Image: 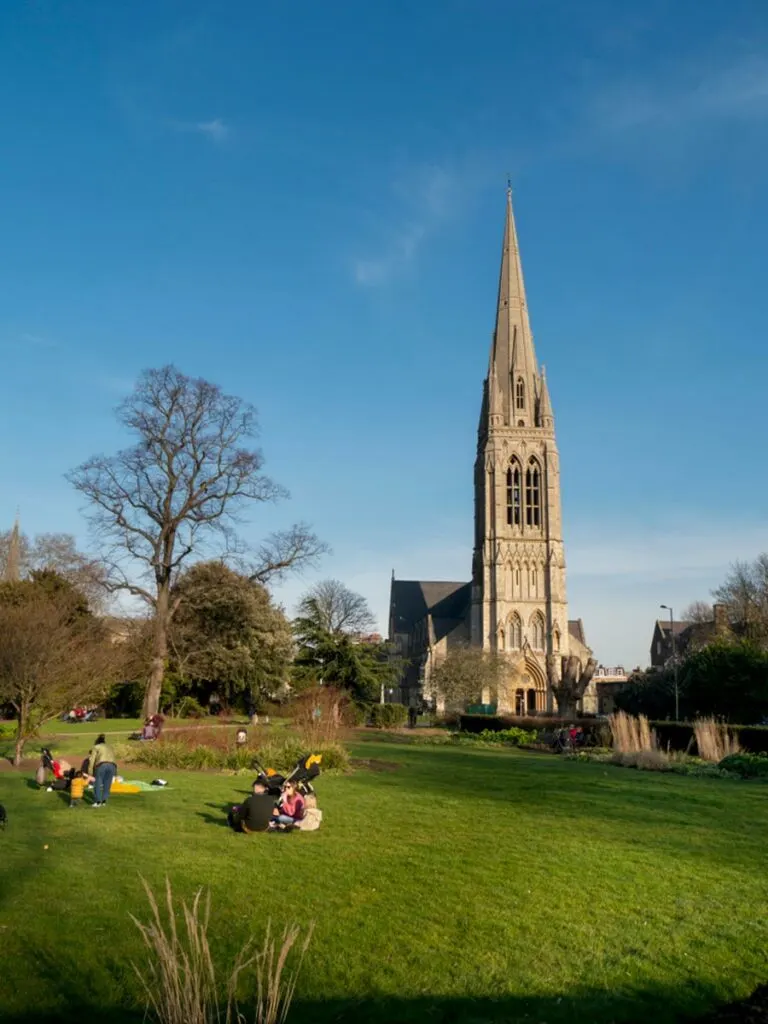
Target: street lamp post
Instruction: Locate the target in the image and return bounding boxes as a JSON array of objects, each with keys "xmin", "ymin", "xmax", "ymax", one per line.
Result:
[{"xmin": 660, "ymin": 604, "xmax": 680, "ymax": 721}]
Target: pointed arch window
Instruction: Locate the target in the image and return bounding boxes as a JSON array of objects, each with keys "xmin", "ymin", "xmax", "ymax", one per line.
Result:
[
  {"xmin": 506, "ymin": 460, "xmax": 521, "ymax": 526},
  {"xmin": 525, "ymin": 458, "xmax": 541, "ymax": 528},
  {"xmin": 515, "ymin": 377, "xmax": 525, "ymax": 410},
  {"xmin": 531, "ymin": 566, "xmax": 538, "ymax": 597},
  {"xmin": 553, "ymin": 628, "xmax": 561, "ymax": 653},
  {"xmin": 531, "ymin": 613, "xmax": 545, "ymax": 651},
  {"xmin": 508, "ymin": 614, "xmax": 522, "ymax": 650}
]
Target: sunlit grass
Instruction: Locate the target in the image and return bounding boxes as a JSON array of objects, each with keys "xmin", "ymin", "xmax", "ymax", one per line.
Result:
[{"xmin": 0, "ymin": 741, "xmax": 766, "ymax": 1023}]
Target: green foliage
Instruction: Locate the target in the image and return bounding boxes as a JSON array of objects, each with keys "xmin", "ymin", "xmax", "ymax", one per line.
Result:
[
  {"xmin": 369, "ymin": 703, "xmax": 408, "ymax": 729},
  {"xmin": 0, "ymin": 569, "xmax": 93, "ymax": 622},
  {"xmin": 680, "ymin": 639, "xmax": 768, "ymax": 723},
  {"xmin": 175, "ymin": 696, "xmax": 207, "ymax": 719},
  {"xmin": 343, "ymin": 701, "xmax": 369, "ymax": 727},
  {"xmin": 617, "ymin": 640, "xmax": 768, "ymax": 724},
  {"xmin": 719, "ymin": 752, "xmax": 768, "ymax": 778},
  {"xmin": 429, "ymin": 645, "xmax": 505, "ymax": 710},
  {"xmin": 118, "ymin": 735, "xmax": 349, "ymax": 773},
  {"xmin": 169, "ymin": 561, "xmax": 293, "ymax": 711},
  {"xmin": 103, "ymin": 680, "xmax": 145, "ymax": 718},
  {"xmin": 472, "ymin": 726, "xmax": 538, "ymax": 745},
  {"xmin": 292, "ymin": 596, "xmax": 399, "ymax": 704}
]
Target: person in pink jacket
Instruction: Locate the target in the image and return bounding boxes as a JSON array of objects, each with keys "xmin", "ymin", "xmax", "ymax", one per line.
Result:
[{"xmin": 271, "ymin": 782, "xmax": 305, "ymax": 828}]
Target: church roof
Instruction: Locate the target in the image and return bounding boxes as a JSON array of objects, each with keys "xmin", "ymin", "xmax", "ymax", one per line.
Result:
[
  {"xmin": 568, "ymin": 619, "xmax": 586, "ymax": 645},
  {"xmin": 389, "ymin": 580, "xmax": 470, "ymax": 635}
]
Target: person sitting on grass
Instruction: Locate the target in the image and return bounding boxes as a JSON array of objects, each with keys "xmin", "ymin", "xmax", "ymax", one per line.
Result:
[
  {"xmin": 227, "ymin": 777, "xmax": 275, "ymax": 834},
  {"xmin": 293, "ymin": 792, "xmax": 322, "ymax": 832},
  {"xmin": 270, "ymin": 781, "xmax": 305, "ymax": 830}
]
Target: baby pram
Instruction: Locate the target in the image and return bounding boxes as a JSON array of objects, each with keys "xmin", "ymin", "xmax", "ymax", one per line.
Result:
[
  {"xmin": 38, "ymin": 747, "xmax": 83, "ymax": 791},
  {"xmin": 252, "ymin": 753, "xmax": 322, "ymax": 797}
]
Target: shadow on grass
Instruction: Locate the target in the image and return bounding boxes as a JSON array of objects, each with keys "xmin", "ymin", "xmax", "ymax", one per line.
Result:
[{"xmin": 1, "ymin": 985, "xmax": 763, "ymax": 1024}]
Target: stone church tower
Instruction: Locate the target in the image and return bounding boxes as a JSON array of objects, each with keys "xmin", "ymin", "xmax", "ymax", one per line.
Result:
[
  {"xmin": 471, "ymin": 191, "xmax": 573, "ymax": 712},
  {"xmin": 389, "ymin": 192, "xmax": 592, "ymax": 715}
]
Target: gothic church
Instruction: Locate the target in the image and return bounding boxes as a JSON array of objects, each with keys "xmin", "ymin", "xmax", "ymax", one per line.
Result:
[{"xmin": 388, "ymin": 193, "xmax": 593, "ymax": 714}]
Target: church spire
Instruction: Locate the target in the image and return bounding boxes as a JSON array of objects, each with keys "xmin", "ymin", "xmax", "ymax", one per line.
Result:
[
  {"xmin": 487, "ymin": 188, "xmax": 540, "ymax": 427},
  {"xmin": 3, "ymin": 514, "xmax": 21, "ymax": 582}
]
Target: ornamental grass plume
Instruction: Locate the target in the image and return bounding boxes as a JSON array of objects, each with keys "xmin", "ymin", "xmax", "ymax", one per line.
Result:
[
  {"xmin": 608, "ymin": 711, "xmax": 658, "ymax": 754},
  {"xmin": 130, "ymin": 877, "xmax": 313, "ymax": 1024},
  {"xmin": 694, "ymin": 717, "xmax": 741, "ymax": 763}
]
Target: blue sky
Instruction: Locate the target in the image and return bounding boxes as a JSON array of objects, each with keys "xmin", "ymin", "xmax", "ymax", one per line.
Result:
[{"xmin": 1, "ymin": 0, "xmax": 767, "ymax": 668}]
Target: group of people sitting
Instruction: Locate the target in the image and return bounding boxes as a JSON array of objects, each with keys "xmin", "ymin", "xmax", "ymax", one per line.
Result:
[
  {"xmin": 227, "ymin": 777, "xmax": 322, "ymax": 834},
  {"xmin": 137, "ymin": 714, "xmax": 165, "ymax": 741}
]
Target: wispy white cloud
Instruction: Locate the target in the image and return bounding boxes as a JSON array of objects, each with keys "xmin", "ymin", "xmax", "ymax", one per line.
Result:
[
  {"xmin": 168, "ymin": 117, "xmax": 231, "ymax": 143},
  {"xmin": 352, "ymin": 161, "xmax": 484, "ymax": 287},
  {"xmin": 589, "ymin": 54, "xmax": 768, "ymax": 135},
  {"xmin": 192, "ymin": 118, "xmax": 230, "ymax": 143}
]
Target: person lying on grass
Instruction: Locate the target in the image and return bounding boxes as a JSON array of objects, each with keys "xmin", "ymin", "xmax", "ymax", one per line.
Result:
[
  {"xmin": 227, "ymin": 778, "xmax": 275, "ymax": 834},
  {"xmin": 270, "ymin": 781, "xmax": 305, "ymax": 830}
]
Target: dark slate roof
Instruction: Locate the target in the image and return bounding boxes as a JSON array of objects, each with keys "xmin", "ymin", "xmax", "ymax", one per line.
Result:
[
  {"xmin": 656, "ymin": 620, "xmax": 692, "ymax": 636},
  {"xmin": 390, "ymin": 580, "xmax": 470, "ymax": 635},
  {"xmin": 568, "ymin": 619, "xmax": 586, "ymax": 645}
]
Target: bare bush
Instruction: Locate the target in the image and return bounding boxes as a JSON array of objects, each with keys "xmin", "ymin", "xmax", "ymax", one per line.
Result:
[
  {"xmin": 694, "ymin": 717, "xmax": 742, "ymax": 763},
  {"xmin": 611, "ymin": 749, "xmax": 670, "ymax": 772},
  {"xmin": 290, "ymin": 687, "xmax": 346, "ymax": 746},
  {"xmin": 608, "ymin": 711, "xmax": 658, "ymax": 754},
  {"xmin": 0, "ymin": 591, "xmax": 123, "ymax": 764},
  {"xmin": 131, "ymin": 877, "xmax": 313, "ymax": 1024}
]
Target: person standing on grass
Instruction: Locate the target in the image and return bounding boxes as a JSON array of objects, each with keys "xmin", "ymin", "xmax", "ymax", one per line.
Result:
[
  {"xmin": 87, "ymin": 734, "xmax": 117, "ymax": 807},
  {"xmin": 69, "ymin": 771, "xmax": 87, "ymax": 808}
]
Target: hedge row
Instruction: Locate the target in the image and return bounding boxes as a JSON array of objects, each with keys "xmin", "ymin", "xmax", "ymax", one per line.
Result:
[
  {"xmin": 459, "ymin": 714, "xmax": 607, "ymax": 740},
  {"xmin": 651, "ymin": 721, "xmax": 768, "ymax": 755}
]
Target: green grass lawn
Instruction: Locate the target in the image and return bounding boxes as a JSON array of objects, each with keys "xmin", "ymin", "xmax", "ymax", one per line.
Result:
[
  {"xmin": 0, "ymin": 716, "xmax": 252, "ymax": 762},
  {"xmin": 0, "ymin": 740, "xmax": 766, "ymax": 1024}
]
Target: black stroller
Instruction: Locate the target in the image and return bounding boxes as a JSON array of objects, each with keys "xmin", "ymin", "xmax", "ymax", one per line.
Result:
[
  {"xmin": 252, "ymin": 753, "xmax": 322, "ymax": 797},
  {"xmin": 39, "ymin": 748, "xmax": 73, "ymax": 790},
  {"xmin": 38, "ymin": 748, "xmax": 89, "ymax": 791}
]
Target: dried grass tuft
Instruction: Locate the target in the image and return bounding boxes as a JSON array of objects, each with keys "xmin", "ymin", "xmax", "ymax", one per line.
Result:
[
  {"xmin": 694, "ymin": 718, "xmax": 742, "ymax": 763},
  {"xmin": 130, "ymin": 877, "xmax": 313, "ymax": 1024},
  {"xmin": 608, "ymin": 711, "xmax": 658, "ymax": 754}
]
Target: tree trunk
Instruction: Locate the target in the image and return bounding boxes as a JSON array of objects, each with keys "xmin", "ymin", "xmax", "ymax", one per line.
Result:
[
  {"xmin": 145, "ymin": 585, "xmax": 170, "ymax": 717},
  {"xmin": 13, "ymin": 708, "xmax": 26, "ymax": 767},
  {"xmin": 555, "ymin": 694, "xmax": 579, "ymax": 719}
]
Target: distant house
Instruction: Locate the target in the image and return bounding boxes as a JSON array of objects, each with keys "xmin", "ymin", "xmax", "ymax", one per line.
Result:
[
  {"xmin": 650, "ymin": 605, "xmax": 729, "ymax": 668},
  {"xmin": 593, "ymin": 665, "xmax": 632, "ymax": 715},
  {"xmin": 101, "ymin": 616, "xmax": 138, "ymax": 644}
]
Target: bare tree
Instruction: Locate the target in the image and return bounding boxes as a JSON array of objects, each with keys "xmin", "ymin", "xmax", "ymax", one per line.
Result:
[
  {"xmin": 0, "ymin": 594, "xmax": 122, "ymax": 765},
  {"xmin": 429, "ymin": 645, "xmax": 505, "ymax": 710},
  {"xmin": 681, "ymin": 601, "xmax": 713, "ymax": 625},
  {"xmin": 0, "ymin": 529, "xmax": 108, "ymax": 608},
  {"xmin": 713, "ymin": 555, "xmax": 768, "ymax": 640},
  {"xmin": 548, "ymin": 654, "xmax": 598, "ymax": 718},
  {"xmin": 68, "ymin": 365, "xmax": 323, "ymax": 716},
  {"xmin": 297, "ymin": 579, "xmax": 376, "ymax": 636},
  {"xmin": 245, "ymin": 523, "xmax": 329, "ymax": 586}
]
